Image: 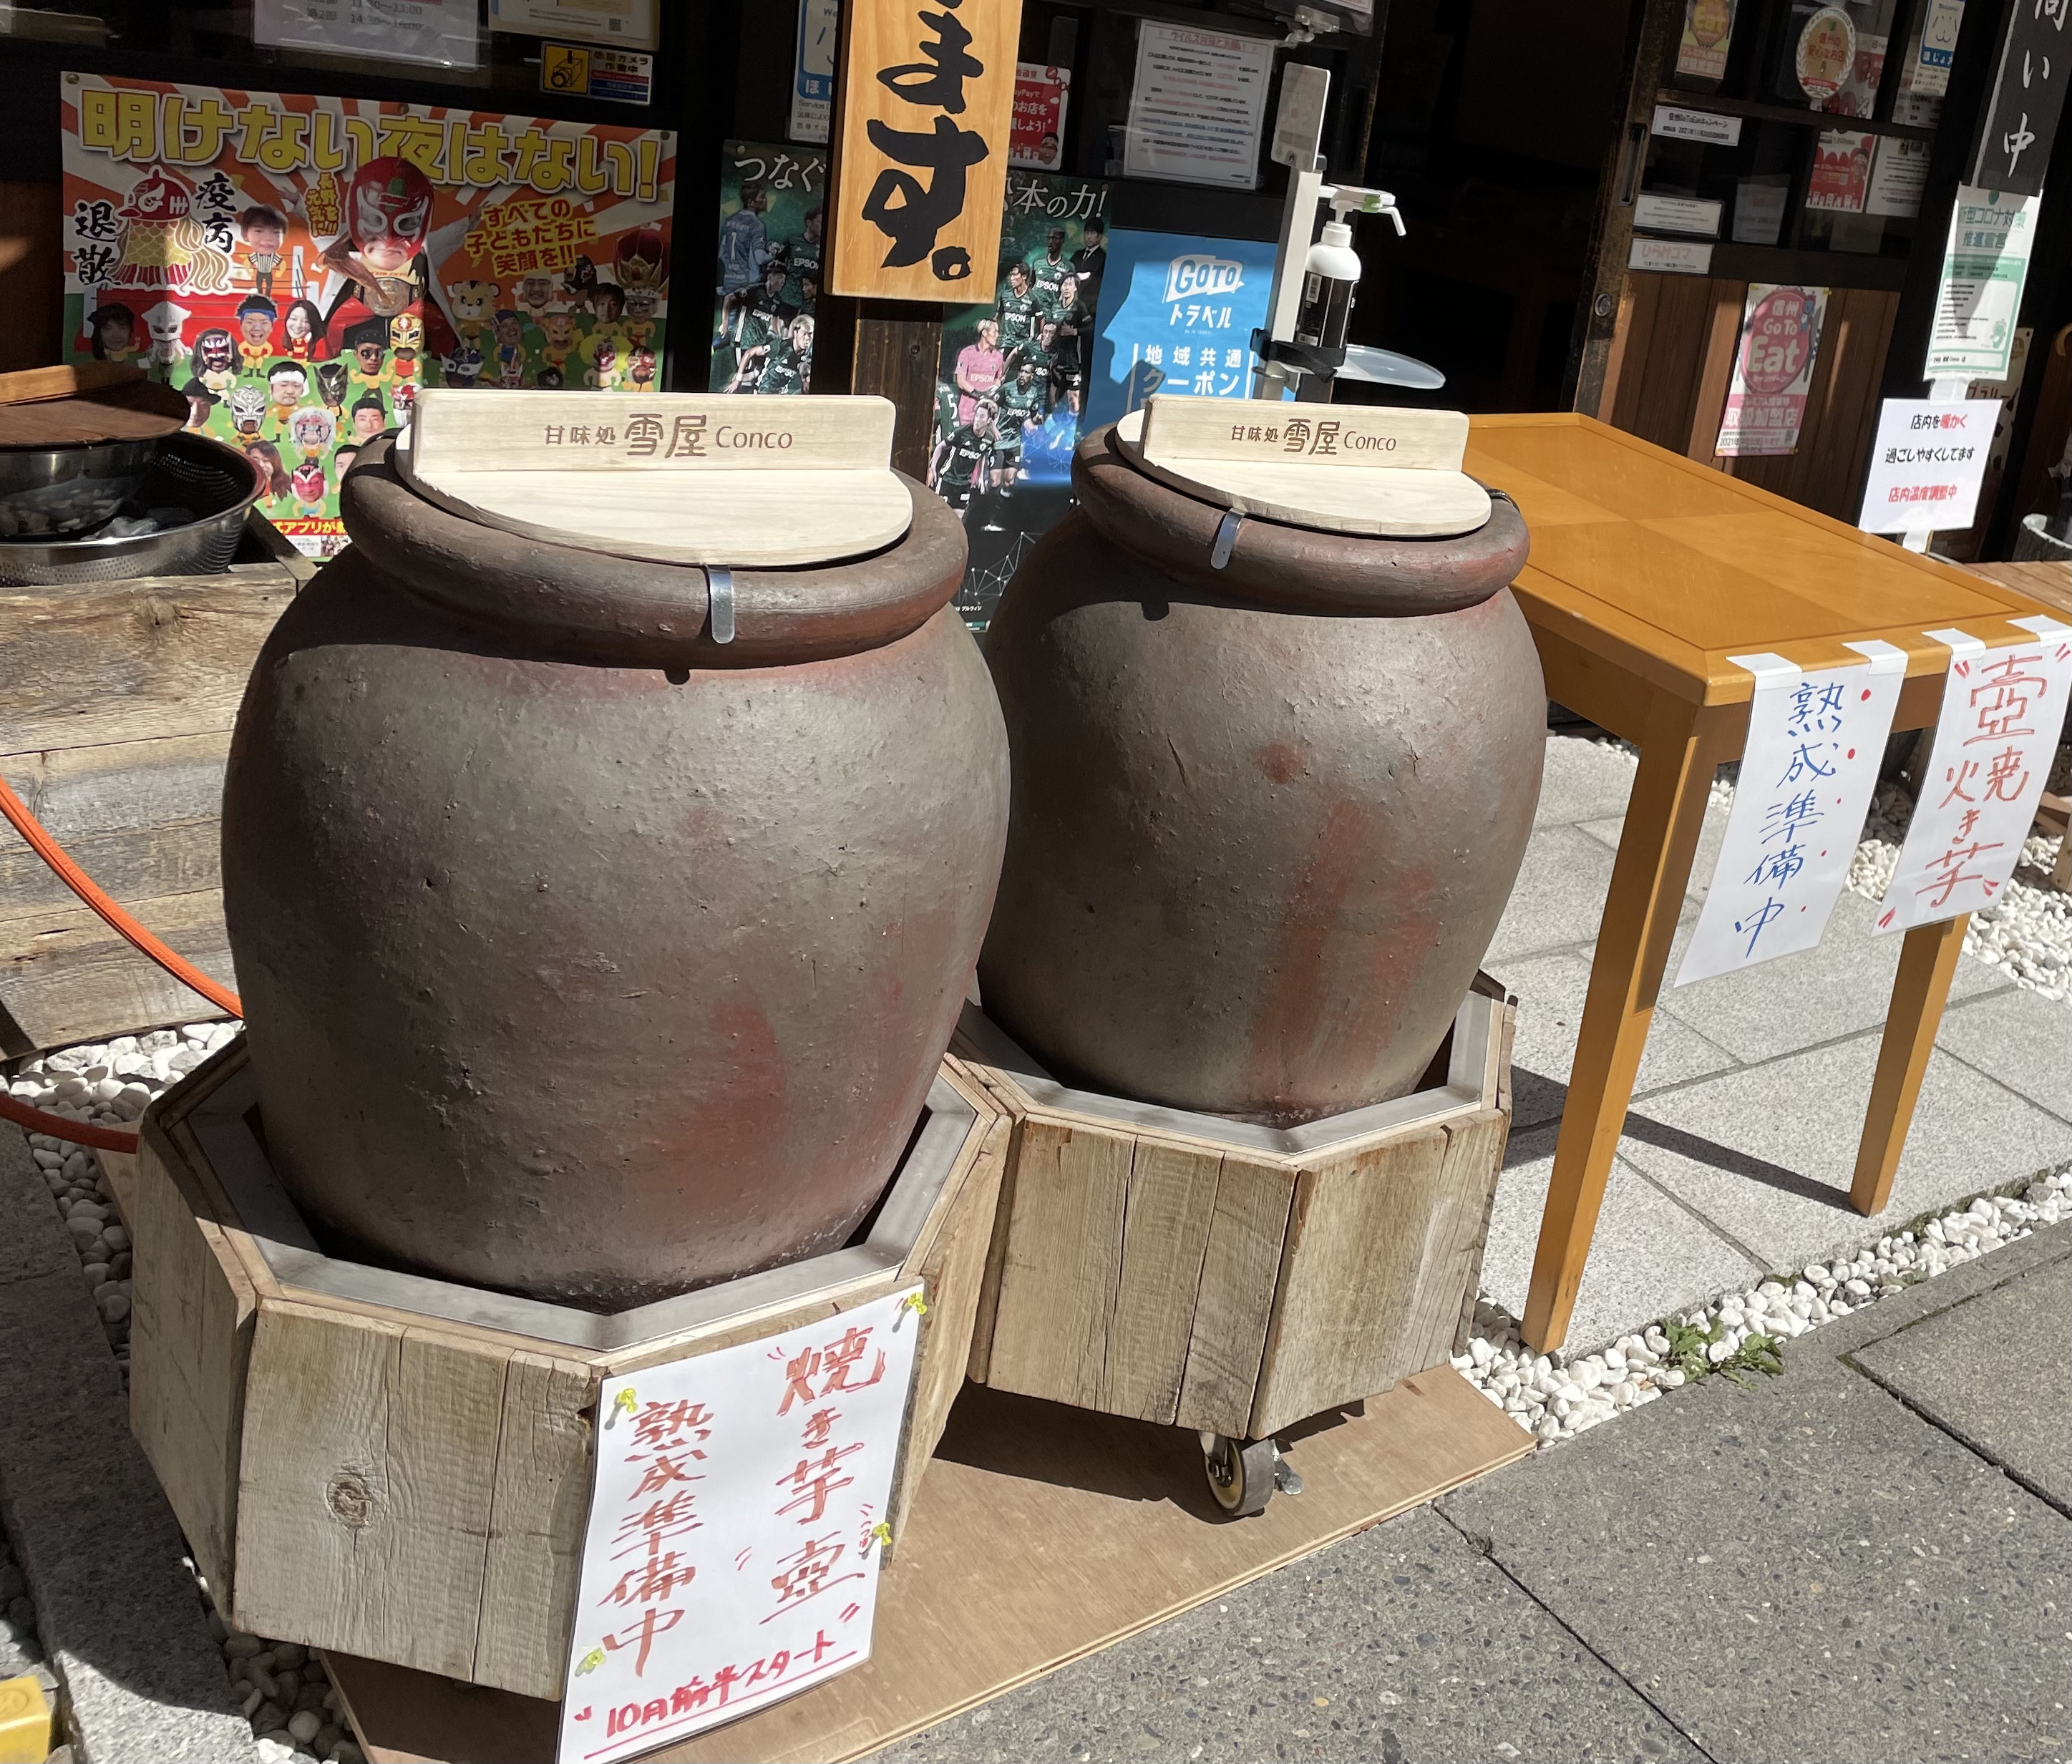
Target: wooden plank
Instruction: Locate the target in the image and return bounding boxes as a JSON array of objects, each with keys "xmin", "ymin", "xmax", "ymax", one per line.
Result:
[
  {"xmin": 233, "ymin": 1301, "xmax": 510, "ymax": 1680},
  {"xmin": 1850, "ymin": 913, "xmax": 1970, "ymax": 1217},
  {"xmin": 1602, "ymin": 272, "xmax": 1660, "ymax": 434},
  {"xmin": 127, "ymin": 1126, "xmax": 257, "ymax": 1599},
  {"xmin": 1683, "ymin": 279, "xmax": 1747, "ymax": 462},
  {"xmin": 326, "ymin": 1368, "xmax": 1534, "ymax": 1764},
  {"xmin": 1172, "ymin": 1155, "xmax": 1297, "ymax": 1438},
  {"xmin": 1141, "ymin": 396, "xmax": 1469, "ymax": 469},
  {"xmin": 474, "ymin": 1350, "xmax": 595, "ymax": 1701},
  {"xmin": 1968, "ymin": 560, "xmax": 2072, "ymax": 618},
  {"xmin": 982, "ymin": 1119, "xmax": 1134, "ymax": 1410},
  {"xmin": 1098, "ymin": 1139, "xmax": 1222, "ymax": 1426},
  {"xmin": 0, "ymin": 361, "xmax": 145, "ymax": 402},
  {"xmin": 1409, "ymin": 1111, "xmax": 1511, "ymax": 1370},
  {"xmin": 1247, "ymin": 1128, "xmax": 1451, "ymax": 1439},
  {"xmin": 0, "ymin": 372, "xmax": 187, "ymax": 445},
  {"xmin": 95, "ymin": 1146, "xmax": 137, "ymax": 1229},
  {"xmin": 0, "ymin": 180, "xmax": 64, "ymax": 376},
  {"xmin": 963, "ymin": 1112, "xmax": 1021, "ymax": 1387}
]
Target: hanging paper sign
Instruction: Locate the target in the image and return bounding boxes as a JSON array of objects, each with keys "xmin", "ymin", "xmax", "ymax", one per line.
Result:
[
  {"xmin": 1716, "ymin": 283, "xmax": 1827, "ymax": 457},
  {"xmin": 1795, "ymin": 6, "xmax": 1858, "ymax": 102},
  {"xmin": 827, "ymin": 0, "xmax": 1023, "ymax": 301},
  {"xmin": 557, "ymin": 1285, "xmax": 924, "ymax": 1763},
  {"xmin": 1122, "ymin": 23, "xmax": 1275, "ymax": 190},
  {"xmin": 1675, "ymin": 0, "xmax": 1738, "ymax": 81},
  {"xmin": 1652, "ymin": 105, "xmax": 1743, "ymax": 144},
  {"xmin": 1865, "ymin": 136, "xmax": 1929, "ymax": 218},
  {"xmin": 1676, "ymin": 644, "xmax": 1907, "ymax": 985},
  {"xmin": 1925, "ymin": 186, "xmax": 2038, "ymax": 381},
  {"xmin": 1009, "ymin": 64, "xmax": 1071, "ymax": 170},
  {"xmin": 255, "ymin": 0, "xmax": 481, "ymax": 69},
  {"xmin": 790, "ymin": 0, "xmax": 840, "ymax": 147},
  {"xmin": 1876, "ymin": 620, "xmax": 2072, "ymax": 933},
  {"xmin": 1806, "ymin": 130, "xmax": 1872, "ymax": 211},
  {"xmin": 1856, "ymin": 399, "xmax": 2000, "ymax": 534}
]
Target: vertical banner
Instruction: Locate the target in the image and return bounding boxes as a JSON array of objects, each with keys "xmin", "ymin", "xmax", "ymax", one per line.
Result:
[
  {"xmin": 60, "ymin": 72, "xmax": 675, "ymax": 559},
  {"xmin": 828, "ymin": 0, "xmax": 1023, "ymax": 301},
  {"xmin": 1877, "ymin": 620, "xmax": 2072, "ymax": 932},
  {"xmin": 558, "ymin": 1287, "xmax": 923, "ymax": 1761},
  {"xmin": 1676, "ymin": 644, "xmax": 1907, "ymax": 985},
  {"xmin": 709, "ymin": 141, "xmax": 826, "ymax": 393},
  {"xmin": 1716, "ymin": 283, "xmax": 1827, "ymax": 457}
]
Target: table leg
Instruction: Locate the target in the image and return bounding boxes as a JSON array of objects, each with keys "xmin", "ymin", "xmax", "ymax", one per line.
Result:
[
  {"xmin": 1521, "ymin": 695, "xmax": 1735, "ymax": 1353},
  {"xmin": 1849, "ymin": 912, "xmax": 1968, "ymax": 1217}
]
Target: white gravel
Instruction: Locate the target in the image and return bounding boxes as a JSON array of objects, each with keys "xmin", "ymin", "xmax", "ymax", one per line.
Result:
[
  {"xmin": 1454, "ymin": 1167, "xmax": 2072, "ymax": 1446},
  {"xmin": 203, "ymin": 1597, "xmax": 362, "ymax": 1764}
]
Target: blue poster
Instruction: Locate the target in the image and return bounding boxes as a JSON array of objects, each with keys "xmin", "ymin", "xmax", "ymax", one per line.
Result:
[{"xmin": 1086, "ymin": 228, "xmax": 1278, "ymax": 430}]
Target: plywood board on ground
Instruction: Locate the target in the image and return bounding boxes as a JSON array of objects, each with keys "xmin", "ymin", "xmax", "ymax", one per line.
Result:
[{"xmin": 326, "ymin": 1368, "xmax": 1532, "ymax": 1764}]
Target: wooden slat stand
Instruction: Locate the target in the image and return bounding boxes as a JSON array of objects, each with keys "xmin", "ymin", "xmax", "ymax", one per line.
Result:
[
  {"xmin": 129, "ymin": 1038, "xmax": 1008, "ymax": 1703},
  {"xmin": 958, "ymin": 977, "xmax": 1517, "ymax": 1443}
]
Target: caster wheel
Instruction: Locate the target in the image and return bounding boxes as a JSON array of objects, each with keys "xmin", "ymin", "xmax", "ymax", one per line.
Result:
[{"xmin": 1202, "ymin": 1433, "xmax": 1279, "ymax": 1517}]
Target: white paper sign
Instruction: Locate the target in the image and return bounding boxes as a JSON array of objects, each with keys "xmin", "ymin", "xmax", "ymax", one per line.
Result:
[
  {"xmin": 1925, "ymin": 186, "xmax": 2039, "ymax": 381},
  {"xmin": 1876, "ymin": 620, "xmax": 2072, "ymax": 934},
  {"xmin": 790, "ymin": 0, "xmax": 840, "ymax": 146},
  {"xmin": 1677, "ymin": 644, "xmax": 1907, "ymax": 985},
  {"xmin": 1652, "ymin": 105, "xmax": 1743, "ymax": 144},
  {"xmin": 1635, "ymin": 193, "xmax": 1723, "ymax": 235},
  {"xmin": 1865, "ymin": 137, "xmax": 1929, "ymax": 218},
  {"xmin": 1124, "ymin": 23, "xmax": 1275, "ymax": 190},
  {"xmin": 1857, "ymin": 399, "xmax": 2001, "ymax": 534},
  {"xmin": 558, "ymin": 1285, "xmax": 924, "ymax": 1763},
  {"xmin": 1630, "ymin": 238, "xmax": 1715, "ymax": 274},
  {"xmin": 254, "ymin": 0, "xmax": 480, "ymax": 68}
]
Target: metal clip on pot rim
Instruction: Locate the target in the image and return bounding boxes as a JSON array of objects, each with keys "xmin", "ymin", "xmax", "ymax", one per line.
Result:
[
  {"xmin": 1210, "ymin": 509, "xmax": 1244, "ymax": 570},
  {"xmin": 706, "ymin": 567, "xmax": 736, "ymax": 643}
]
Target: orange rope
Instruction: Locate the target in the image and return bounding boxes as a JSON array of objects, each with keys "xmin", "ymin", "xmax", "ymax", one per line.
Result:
[{"xmin": 0, "ymin": 771, "xmax": 244, "ymax": 1151}]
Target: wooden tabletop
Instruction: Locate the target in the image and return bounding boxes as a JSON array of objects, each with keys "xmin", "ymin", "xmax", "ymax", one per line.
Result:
[{"xmin": 1464, "ymin": 414, "xmax": 2054, "ymax": 706}]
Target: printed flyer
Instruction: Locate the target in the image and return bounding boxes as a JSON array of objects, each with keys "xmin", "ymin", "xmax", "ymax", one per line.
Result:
[
  {"xmin": 59, "ymin": 72, "xmax": 676, "ymax": 557},
  {"xmin": 708, "ymin": 140, "xmax": 825, "ymax": 394},
  {"xmin": 1716, "ymin": 283, "xmax": 1828, "ymax": 457},
  {"xmin": 1086, "ymin": 226, "xmax": 1274, "ymax": 429}
]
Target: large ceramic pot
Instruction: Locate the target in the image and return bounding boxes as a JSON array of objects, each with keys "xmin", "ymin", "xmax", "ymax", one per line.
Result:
[
  {"xmin": 978, "ymin": 424, "xmax": 1542, "ymax": 1126},
  {"xmin": 221, "ymin": 440, "xmax": 1008, "ymax": 1309}
]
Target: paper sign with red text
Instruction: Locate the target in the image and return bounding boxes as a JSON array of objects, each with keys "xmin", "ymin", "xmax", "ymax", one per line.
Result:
[
  {"xmin": 1876, "ymin": 619, "xmax": 2072, "ymax": 933},
  {"xmin": 558, "ymin": 1285, "xmax": 924, "ymax": 1763}
]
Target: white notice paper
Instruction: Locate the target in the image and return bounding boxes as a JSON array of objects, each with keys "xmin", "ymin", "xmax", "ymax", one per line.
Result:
[
  {"xmin": 1925, "ymin": 186, "xmax": 2039, "ymax": 381},
  {"xmin": 558, "ymin": 1285, "xmax": 924, "ymax": 1763},
  {"xmin": 1876, "ymin": 620, "xmax": 2072, "ymax": 934},
  {"xmin": 1857, "ymin": 399, "xmax": 2001, "ymax": 534},
  {"xmin": 1124, "ymin": 23, "xmax": 1275, "ymax": 189},
  {"xmin": 1676, "ymin": 644, "xmax": 1907, "ymax": 985},
  {"xmin": 254, "ymin": 0, "xmax": 480, "ymax": 68}
]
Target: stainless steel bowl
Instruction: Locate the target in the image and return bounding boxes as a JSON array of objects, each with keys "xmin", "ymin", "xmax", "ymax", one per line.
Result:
[
  {"xmin": 0, "ymin": 437, "xmax": 159, "ymax": 538},
  {"xmin": 0, "ymin": 434, "xmax": 266, "ymax": 586}
]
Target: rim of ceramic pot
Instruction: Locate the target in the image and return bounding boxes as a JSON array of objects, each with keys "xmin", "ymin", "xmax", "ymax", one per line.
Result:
[
  {"xmin": 1071, "ymin": 422, "xmax": 1528, "ymax": 616},
  {"xmin": 339, "ymin": 436, "xmax": 966, "ymax": 668}
]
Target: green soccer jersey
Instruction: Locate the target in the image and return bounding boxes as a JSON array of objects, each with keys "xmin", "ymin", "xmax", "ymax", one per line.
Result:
[
  {"xmin": 756, "ymin": 342, "xmax": 808, "ymax": 396},
  {"xmin": 1009, "ymin": 337, "xmax": 1053, "ymax": 386},
  {"xmin": 997, "ymin": 379, "xmax": 1046, "ymax": 443},
  {"xmin": 1028, "ymin": 250, "xmax": 1070, "ymax": 308},
  {"xmin": 994, "ymin": 286, "xmax": 1046, "ymax": 351},
  {"xmin": 939, "ymin": 424, "xmax": 990, "ymax": 487}
]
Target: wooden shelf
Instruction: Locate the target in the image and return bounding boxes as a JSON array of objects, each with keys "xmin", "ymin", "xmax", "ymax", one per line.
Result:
[{"xmin": 1655, "ymin": 88, "xmax": 1939, "ymax": 143}]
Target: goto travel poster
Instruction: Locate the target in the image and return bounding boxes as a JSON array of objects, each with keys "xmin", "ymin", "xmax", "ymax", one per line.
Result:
[{"xmin": 59, "ymin": 71, "xmax": 677, "ymax": 557}]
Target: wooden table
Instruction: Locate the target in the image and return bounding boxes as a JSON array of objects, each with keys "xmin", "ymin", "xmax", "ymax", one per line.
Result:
[{"xmin": 1461, "ymin": 414, "xmax": 2061, "ymax": 1353}]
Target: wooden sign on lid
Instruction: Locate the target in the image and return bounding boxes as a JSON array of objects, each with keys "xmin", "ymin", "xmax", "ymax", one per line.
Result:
[
  {"xmin": 1117, "ymin": 394, "xmax": 1490, "ymax": 540},
  {"xmin": 395, "ymin": 390, "xmax": 911, "ymax": 568}
]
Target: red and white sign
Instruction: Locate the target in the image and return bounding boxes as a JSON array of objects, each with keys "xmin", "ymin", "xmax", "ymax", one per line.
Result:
[
  {"xmin": 1806, "ymin": 129, "xmax": 1872, "ymax": 212},
  {"xmin": 558, "ymin": 1286, "xmax": 924, "ymax": 1763},
  {"xmin": 1857, "ymin": 399, "xmax": 2000, "ymax": 534},
  {"xmin": 1716, "ymin": 283, "xmax": 1827, "ymax": 457},
  {"xmin": 1877, "ymin": 620, "xmax": 2072, "ymax": 932},
  {"xmin": 1009, "ymin": 63, "xmax": 1071, "ymax": 170}
]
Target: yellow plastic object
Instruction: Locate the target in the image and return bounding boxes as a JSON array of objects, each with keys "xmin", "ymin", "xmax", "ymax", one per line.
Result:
[{"xmin": 0, "ymin": 1673, "xmax": 50, "ymax": 1764}]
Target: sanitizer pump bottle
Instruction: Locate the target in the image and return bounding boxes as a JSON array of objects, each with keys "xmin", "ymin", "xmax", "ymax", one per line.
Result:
[{"xmin": 1295, "ymin": 213, "xmax": 1362, "ymax": 351}]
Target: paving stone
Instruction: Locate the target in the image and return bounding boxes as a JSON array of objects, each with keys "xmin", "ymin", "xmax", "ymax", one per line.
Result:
[
  {"xmin": 1482, "ymin": 824, "xmax": 1618, "ymax": 965},
  {"xmin": 1617, "ymin": 1033, "xmax": 2072, "ymax": 1272},
  {"xmin": 1577, "ymin": 796, "xmax": 1729, "ymax": 910},
  {"xmin": 869, "ymin": 1505, "xmax": 1701, "ymax": 1764},
  {"xmin": 1480, "ymin": 1123, "xmax": 1764, "ymax": 1350},
  {"xmin": 1534, "ymin": 734, "xmax": 1638, "ymax": 829},
  {"xmin": 1853, "ymin": 1256, "xmax": 2072, "ymax": 1512},
  {"xmin": 1934, "ymin": 984, "xmax": 2072, "ymax": 1125},
  {"xmin": 0, "ymin": 1129, "xmax": 86, "ymax": 1287},
  {"xmin": 1442, "ymin": 1237, "xmax": 2072, "ymax": 1764},
  {"xmin": 1652, "ymin": 888, "xmax": 2008, "ymax": 1063}
]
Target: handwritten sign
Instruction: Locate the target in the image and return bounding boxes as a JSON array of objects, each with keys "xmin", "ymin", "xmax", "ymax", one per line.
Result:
[
  {"xmin": 1139, "ymin": 395, "xmax": 1468, "ymax": 471},
  {"xmin": 558, "ymin": 1285, "xmax": 924, "ymax": 1763},
  {"xmin": 1856, "ymin": 399, "xmax": 2000, "ymax": 534},
  {"xmin": 1876, "ymin": 619, "xmax": 2072, "ymax": 934},
  {"xmin": 829, "ymin": 0, "xmax": 1023, "ymax": 301},
  {"xmin": 1676, "ymin": 643, "xmax": 1905, "ymax": 985}
]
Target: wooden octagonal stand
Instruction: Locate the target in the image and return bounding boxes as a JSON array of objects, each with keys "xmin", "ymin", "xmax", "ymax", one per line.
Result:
[{"xmin": 127, "ymin": 1037, "xmax": 1008, "ymax": 1702}]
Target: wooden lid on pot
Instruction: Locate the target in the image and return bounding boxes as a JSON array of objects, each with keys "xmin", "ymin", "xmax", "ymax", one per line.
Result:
[
  {"xmin": 1113, "ymin": 394, "xmax": 1492, "ymax": 540},
  {"xmin": 394, "ymin": 390, "xmax": 912, "ymax": 567}
]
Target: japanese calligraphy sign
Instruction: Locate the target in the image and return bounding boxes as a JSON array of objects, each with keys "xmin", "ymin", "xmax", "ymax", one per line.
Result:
[
  {"xmin": 829, "ymin": 0, "xmax": 1024, "ymax": 301},
  {"xmin": 60, "ymin": 72, "xmax": 676, "ymax": 558},
  {"xmin": 1716, "ymin": 284, "xmax": 1827, "ymax": 457},
  {"xmin": 1970, "ymin": 0, "xmax": 2068, "ymax": 198},
  {"xmin": 1876, "ymin": 619, "xmax": 2072, "ymax": 933},
  {"xmin": 560, "ymin": 1285, "xmax": 924, "ymax": 1763},
  {"xmin": 1676, "ymin": 643, "xmax": 1906, "ymax": 986}
]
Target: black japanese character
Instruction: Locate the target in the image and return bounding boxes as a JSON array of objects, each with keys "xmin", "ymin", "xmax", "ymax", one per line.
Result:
[
  {"xmin": 876, "ymin": 9, "xmax": 984, "ymax": 113},
  {"xmin": 861, "ymin": 115, "xmax": 988, "ymax": 271}
]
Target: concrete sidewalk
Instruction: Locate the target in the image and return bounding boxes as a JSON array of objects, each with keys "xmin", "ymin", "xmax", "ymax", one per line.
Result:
[
  {"xmin": 877, "ymin": 1220, "xmax": 2071, "ymax": 1764},
  {"xmin": 1477, "ymin": 736, "xmax": 2072, "ymax": 1353}
]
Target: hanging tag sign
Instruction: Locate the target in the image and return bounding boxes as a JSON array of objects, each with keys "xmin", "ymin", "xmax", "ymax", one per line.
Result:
[
  {"xmin": 1676, "ymin": 642, "xmax": 1906, "ymax": 985},
  {"xmin": 1876, "ymin": 619, "xmax": 2072, "ymax": 933}
]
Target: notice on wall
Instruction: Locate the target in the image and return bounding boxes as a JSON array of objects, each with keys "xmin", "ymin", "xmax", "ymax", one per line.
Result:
[
  {"xmin": 1675, "ymin": 0, "xmax": 1738, "ymax": 81},
  {"xmin": 1123, "ymin": 22, "xmax": 1274, "ymax": 190},
  {"xmin": 487, "ymin": 0, "xmax": 657, "ymax": 49},
  {"xmin": 1630, "ymin": 237, "xmax": 1714, "ymax": 273},
  {"xmin": 1876, "ymin": 621, "xmax": 2072, "ymax": 933},
  {"xmin": 710, "ymin": 141, "xmax": 824, "ymax": 394},
  {"xmin": 1856, "ymin": 399, "xmax": 2000, "ymax": 534},
  {"xmin": 1008, "ymin": 64, "xmax": 1071, "ymax": 170},
  {"xmin": 1652, "ymin": 104, "xmax": 1743, "ymax": 145},
  {"xmin": 1795, "ymin": 5, "xmax": 1857, "ymax": 103},
  {"xmin": 1925, "ymin": 185, "xmax": 2038, "ymax": 381},
  {"xmin": 789, "ymin": 0, "xmax": 840, "ymax": 146},
  {"xmin": 1806, "ymin": 130, "xmax": 1872, "ymax": 211},
  {"xmin": 1676, "ymin": 645, "xmax": 1907, "ymax": 985},
  {"xmin": 1089, "ymin": 226, "xmax": 1273, "ymax": 426},
  {"xmin": 1910, "ymin": 0, "xmax": 1964, "ymax": 96},
  {"xmin": 1733, "ymin": 177, "xmax": 1790, "ymax": 244},
  {"xmin": 1635, "ymin": 193, "xmax": 1723, "ymax": 236},
  {"xmin": 1865, "ymin": 136, "xmax": 1929, "ymax": 218},
  {"xmin": 254, "ymin": 0, "xmax": 480, "ymax": 68},
  {"xmin": 557, "ymin": 1285, "xmax": 924, "ymax": 1763},
  {"xmin": 1716, "ymin": 284, "xmax": 1827, "ymax": 457},
  {"xmin": 1824, "ymin": 34, "xmax": 1887, "ymax": 118},
  {"xmin": 61, "ymin": 71, "xmax": 676, "ymax": 558}
]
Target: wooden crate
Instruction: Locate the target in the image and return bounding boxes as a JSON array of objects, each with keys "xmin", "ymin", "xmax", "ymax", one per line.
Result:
[
  {"xmin": 129, "ymin": 1037, "xmax": 1008, "ymax": 1702},
  {"xmin": 957, "ymin": 978, "xmax": 1517, "ymax": 1442},
  {"xmin": 0, "ymin": 513, "xmax": 310, "ymax": 1055}
]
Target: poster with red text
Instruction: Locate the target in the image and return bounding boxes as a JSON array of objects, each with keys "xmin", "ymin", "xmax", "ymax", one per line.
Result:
[
  {"xmin": 59, "ymin": 71, "xmax": 676, "ymax": 557},
  {"xmin": 1716, "ymin": 283, "xmax": 1828, "ymax": 457}
]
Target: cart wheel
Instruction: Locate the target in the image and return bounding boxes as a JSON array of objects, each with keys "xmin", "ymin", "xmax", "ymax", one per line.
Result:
[{"xmin": 1201, "ymin": 1433, "xmax": 1278, "ymax": 1517}]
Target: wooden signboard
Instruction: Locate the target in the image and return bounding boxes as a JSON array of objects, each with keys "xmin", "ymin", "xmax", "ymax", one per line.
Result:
[
  {"xmin": 1116, "ymin": 395, "xmax": 1492, "ymax": 539},
  {"xmin": 828, "ymin": 0, "xmax": 1024, "ymax": 301}
]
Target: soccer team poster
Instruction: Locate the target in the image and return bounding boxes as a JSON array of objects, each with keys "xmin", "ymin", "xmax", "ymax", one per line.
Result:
[{"xmin": 59, "ymin": 72, "xmax": 676, "ymax": 556}]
